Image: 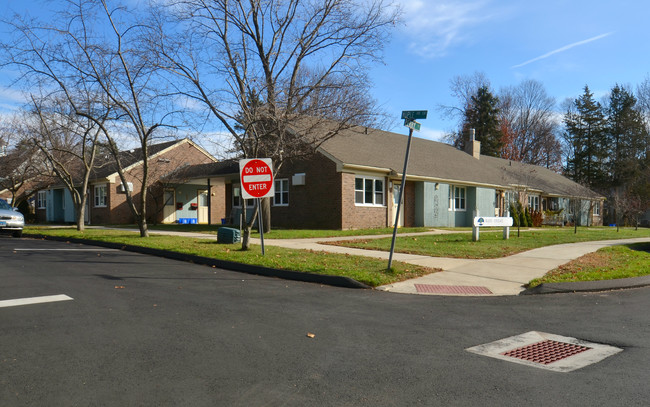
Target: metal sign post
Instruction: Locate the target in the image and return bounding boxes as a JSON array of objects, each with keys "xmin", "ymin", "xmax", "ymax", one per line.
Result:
[
  {"xmin": 239, "ymin": 158, "xmax": 274, "ymax": 255},
  {"xmin": 388, "ymin": 111, "xmax": 427, "ymax": 270}
]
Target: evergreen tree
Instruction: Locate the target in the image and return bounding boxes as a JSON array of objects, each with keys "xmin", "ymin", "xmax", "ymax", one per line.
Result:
[
  {"xmin": 563, "ymin": 86, "xmax": 608, "ymax": 189},
  {"xmin": 605, "ymin": 84, "xmax": 648, "ymax": 187},
  {"xmin": 463, "ymin": 86, "xmax": 503, "ymax": 157}
]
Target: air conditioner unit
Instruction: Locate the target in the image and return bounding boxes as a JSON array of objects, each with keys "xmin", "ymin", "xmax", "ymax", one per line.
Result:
[
  {"xmin": 292, "ymin": 173, "xmax": 306, "ymax": 186},
  {"xmin": 118, "ymin": 182, "xmax": 133, "ymax": 193}
]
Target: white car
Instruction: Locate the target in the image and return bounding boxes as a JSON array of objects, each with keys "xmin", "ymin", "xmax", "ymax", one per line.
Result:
[{"xmin": 0, "ymin": 199, "xmax": 24, "ymax": 237}]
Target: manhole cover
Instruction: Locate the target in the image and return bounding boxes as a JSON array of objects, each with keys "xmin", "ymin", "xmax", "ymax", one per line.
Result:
[
  {"xmin": 414, "ymin": 284, "xmax": 492, "ymax": 295},
  {"xmin": 466, "ymin": 331, "xmax": 623, "ymax": 372}
]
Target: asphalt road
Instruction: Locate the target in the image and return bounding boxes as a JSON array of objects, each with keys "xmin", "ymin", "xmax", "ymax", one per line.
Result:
[{"xmin": 1, "ymin": 236, "xmax": 648, "ymax": 406}]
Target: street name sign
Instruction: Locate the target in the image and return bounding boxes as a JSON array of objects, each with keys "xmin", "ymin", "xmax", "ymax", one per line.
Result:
[
  {"xmin": 404, "ymin": 119, "xmax": 421, "ymax": 131},
  {"xmin": 239, "ymin": 158, "xmax": 274, "ymax": 199},
  {"xmin": 401, "ymin": 110, "xmax": 428, "ymax": 120}
]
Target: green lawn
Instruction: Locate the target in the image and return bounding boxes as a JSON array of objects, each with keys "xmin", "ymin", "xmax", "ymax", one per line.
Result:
[
  {"xmin": 325, "ymin": 227, "xmax": 650, "ymax": 259},
  {"xmin": 125, "ymin": 224, "xmax": 434, "ymax": 239},
  {"xmin": 23, "ymin": 227, "xmax": 437, "ymax": 287},
  {"xmin": 528, "ymin": 242, "xmax": 650, "ymax": 287}
]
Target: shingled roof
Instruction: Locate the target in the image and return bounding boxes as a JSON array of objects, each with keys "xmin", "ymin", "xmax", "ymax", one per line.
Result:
[
  {"xmin": 90, "ymin": 140, "xmax": 181, "ymax": 179},
  {"xmin": 318, "ymin": 126, "xmax": 602, "ymax": 200}
]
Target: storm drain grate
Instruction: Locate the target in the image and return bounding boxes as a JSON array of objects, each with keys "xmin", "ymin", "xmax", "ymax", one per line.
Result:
[
  {"xmin": 414, "ymin": 284, "xmax": 492, "ymax": 295},
  {"xmin": 501, "ymin": 339, "xmax": 591, "ymax": 365},
  {"xmin": 466, "ymin": 331, "xmax": 623, "ymax": 372}
]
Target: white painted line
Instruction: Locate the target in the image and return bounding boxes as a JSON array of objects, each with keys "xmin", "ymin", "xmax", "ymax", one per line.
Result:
[
  {"xmin": 0, "ymin": 294, "xmax": 74, "ymax": 308},
  {"xmin": 13, "ymin": 248, "xmax": 118, "ymax": 251},
  {"xmin": 243, "ymin": 174, "xmax": 271, "ymax": 183}
]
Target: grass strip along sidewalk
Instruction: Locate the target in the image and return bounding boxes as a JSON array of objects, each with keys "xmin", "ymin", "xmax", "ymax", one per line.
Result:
[
  {"xmin": 528, "ymin": 242, "xmax": 650, "ymax": 288},
  {"xmin": 24, "ymin": 227, "xmax": 438, "ymax": 288},
  {"xmin": 322, "ymin": 227, "xmax": 650, "ymax": 287},
  {"xmin": 324, "ymin": 227, "xmax": 650, "ymax": 259}
]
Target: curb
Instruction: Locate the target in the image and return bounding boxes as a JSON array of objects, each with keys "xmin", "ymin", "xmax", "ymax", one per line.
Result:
[
  {"xmin": 25, "ymin": 234, "xmax": 371, "ymax": 290},
  {"xmin": 520, "ymin": 275, "xmax": 650, "ymax": 295}
]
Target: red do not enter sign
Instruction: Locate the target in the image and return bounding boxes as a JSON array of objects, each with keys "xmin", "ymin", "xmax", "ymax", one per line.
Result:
[{"xmin": 239, "ymin": 158, "xmax": 274, "ymax": 199}]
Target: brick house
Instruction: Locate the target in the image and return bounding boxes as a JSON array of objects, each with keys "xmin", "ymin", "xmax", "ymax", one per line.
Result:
[
  {"xmin": 36, "ymin": 138, "xmax": 218, "ymax": 225},
  {"xmin": 181, "ymin": 126, "xmax": 604, "ymax": 229},
  {"xmin": 37, "ymin": 127, "xmax": 604, "ymax": 229}
]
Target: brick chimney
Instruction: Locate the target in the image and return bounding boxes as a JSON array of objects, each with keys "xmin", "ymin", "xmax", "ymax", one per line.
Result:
[{"xmin": 465, "ymin": 128, "xmax": 481, "ymax": 159}]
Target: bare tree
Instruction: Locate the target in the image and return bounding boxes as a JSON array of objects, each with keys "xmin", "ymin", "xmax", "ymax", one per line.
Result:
[
  {"xmin": 0, "ymin": 113, "xmax": 45, "ymax": 209},
  {"xmin": 153, "ymin": 0, "xmax": 400, "ymax": 249},
  {"xmin": 2, "ymin": 0, "xmax": 179, "ymax": 237},
  {"xmin": 438, "ymin": 71, "xmax": 490, "ymax": 146},
  {"xmin": 28, "ymin": 94, "xmax": 108, "ymax": 231},
  {"xmin": 499, "ymin": 79, "xmax": 562, "ymax": 169}
]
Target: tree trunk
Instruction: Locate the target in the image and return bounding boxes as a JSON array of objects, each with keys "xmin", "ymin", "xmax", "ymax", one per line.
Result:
[
  {"xmin": 241, "ymin": 202, "xmax": 250, "ymax": 250},
  {"xmin": 261, "ymin": 197, "xmax": 271, "ymax": 233},
  {"xmin": 241, "ymin": 202, "xmax": 261, "ymax": 250},
  {"xmin": 138, "ymin": 215, "xmax": 149, "ymax": 237},
  {"xmin": 76, "ymin": 203, "xmax": 85, "ymax": 232}
]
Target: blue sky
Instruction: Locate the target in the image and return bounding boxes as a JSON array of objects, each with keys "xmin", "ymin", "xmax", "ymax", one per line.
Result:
[
  {"xmin": 374, "ymin": 0, "xmax": 650, "ymax": 140},
  {"xmin": 2, "ymin": 0, "xmax": 649, "ymax": 145}
]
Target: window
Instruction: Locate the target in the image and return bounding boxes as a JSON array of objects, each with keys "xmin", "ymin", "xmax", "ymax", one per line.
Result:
[
  {"xmin": 199, "ymin": 190, "xmax": 208, "ymax": 206},
  {"xmin": 164, "ymin": 190, "xmax": 175, "ymax": 206},
  {"xmin": 354, "ymin": 176, "xmax": 384, "ymax": 206},
  {"xmin": 593, "ymin": 201, "xmax": 600, "ymax": 216},
  {"xmin": 94, "ymin": 184, "xmax": 107, "ymax": 207},
  {"xmin": 232, "ymin": 185, "xmax": 253, "ymax": 207},
  {"xmin": 37, "ymin": 191, "xmax": 47, "ymax": 209},
  {"xmin": 528, "ymin": 195, "xmax": 540, "ymax": 211},
  {"xmin": 273, "ymin": 179, "xmax": 289, "ymax": 206},
  {"xmin": 505, "ymin": 191, "xmax": 518, "ymax": 206},
  {"xmin": 449, "ymin": 185, "xmax": 466, "ymax": 211}
]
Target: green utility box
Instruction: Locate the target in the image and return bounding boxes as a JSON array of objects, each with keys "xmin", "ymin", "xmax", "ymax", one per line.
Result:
[{"xmin": 217, "ymin": 227, "xmax": 241, "ymax": 244}]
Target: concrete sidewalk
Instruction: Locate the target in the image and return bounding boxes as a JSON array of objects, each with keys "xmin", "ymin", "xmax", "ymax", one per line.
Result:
[
  {"xmin": 94, "ymin": 227, "xmax": 650, "ymax": 296},
  {"xmin": 254, "ymin": 234, "xmax": 650, "ymax": 296}
]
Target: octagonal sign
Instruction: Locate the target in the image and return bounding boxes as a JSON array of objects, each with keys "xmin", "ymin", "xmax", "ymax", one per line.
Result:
[{"xmin": 239, "ymin": 158, "xmax": 274, "ymax": 199}]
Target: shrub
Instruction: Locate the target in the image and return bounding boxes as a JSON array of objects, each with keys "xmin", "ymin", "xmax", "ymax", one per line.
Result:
[
  {"xmin": 525, "ymin": 207, "xmax": 533, "ymax": 227},
  {"xmin": 509, "ymin": 202, "xmax": 520, "ymax": 227},
  {"xmin": 531, "ymin": 209, "xmax": 543, "ymax": 227}
]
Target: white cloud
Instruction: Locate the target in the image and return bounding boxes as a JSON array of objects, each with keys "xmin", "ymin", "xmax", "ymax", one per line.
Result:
[
  {"xmin": 417, "ymin": 127, "xmax": 447, "ymax": 142},
  {"xmin": 399, "ymin": 0, "xmax": 496, "ymax": 58},
  {"xmin": 0, "ymin": 87, "xmax": 27, "ymax": 111},
  {"xmin": 512, "ymin": 32, "xmax": 614, "ymax": 69}
]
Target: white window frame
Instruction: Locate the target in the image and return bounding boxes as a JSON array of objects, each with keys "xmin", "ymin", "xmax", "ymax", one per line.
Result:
[
  {"xmin": 94, "ymin": 184, "xmax": 107, "ymax": 208},
  {"xmin": 449, "ymin": 185, "xmax": 466, "ymax": 211},
  {"xmin": 528, "ymin": 195, "xmax": 540, "ymax": 211},
  {"xmin": 354, "ymin": 175, "xmax": 385, "ymax": 206},
  {"xmin": 273, "ymin": 178, "xmax": 289, "ymax": 206},
  {"xmin": 37, "ymin": 191, "xmax": 47, "ymax": 209},
  {"xmin": 593, "ymin": 201, "xmax": 600, "ymax": 216},
  {"xmin": 232, "ymin": 184, "xmax": 254, "ymax": 208}
]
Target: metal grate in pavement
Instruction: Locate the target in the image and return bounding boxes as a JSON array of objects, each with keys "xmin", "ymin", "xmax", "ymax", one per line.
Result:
[
  {"xmin": 415, "ymin": 284, "xmax": 492, "ymax": 295},
  {"xmin": 501, "ymin": 340, "xmax": 591, "ymax": 365},
  {"xmin": 466, "ymin": 331, "xmax": 623, "ymax": 372}
]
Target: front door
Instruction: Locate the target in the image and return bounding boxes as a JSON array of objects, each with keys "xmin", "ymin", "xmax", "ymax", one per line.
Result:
[
  {"xmin": 163, "ymin": 189, "xmax": 176, "ymax": 224},
  {"xmin": 198, "ymin": 189, "xmax": 209, "ymax": 224},
  {"xmin": 391, "ymin": 183, "xmax": 404, "ymax": 227}
]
